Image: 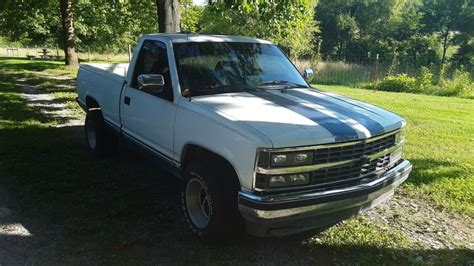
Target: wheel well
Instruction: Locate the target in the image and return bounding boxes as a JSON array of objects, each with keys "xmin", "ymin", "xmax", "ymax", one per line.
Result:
[
  {"xmin": 86, "ymin": 96, "xmax": 100, "ymax": 111},
  {"xmin": 181, "ymin": 145, "xmax": 241, "ymax": 189}
]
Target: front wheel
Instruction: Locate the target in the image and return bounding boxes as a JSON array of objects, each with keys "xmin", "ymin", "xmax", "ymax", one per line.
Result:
[{"xmin": 181, "ymin": 161, "xmax": 244, "ymax": 242}]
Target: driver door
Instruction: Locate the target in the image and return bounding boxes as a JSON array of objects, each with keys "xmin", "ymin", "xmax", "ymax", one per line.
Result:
[{"xmin": 120, "ymin": 40, "xmax": 177, "ymax": 160}]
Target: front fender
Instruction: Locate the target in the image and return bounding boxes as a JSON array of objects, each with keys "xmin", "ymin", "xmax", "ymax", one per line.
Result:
[{"xmin": 174, "ymin": 98, "xmax": 272, "ymax": 190}]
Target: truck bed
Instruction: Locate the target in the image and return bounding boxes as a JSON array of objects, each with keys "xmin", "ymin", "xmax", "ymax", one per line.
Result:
[{"xmin": 76, "ymin": 63, "xmax": 129, "ymax": 128}]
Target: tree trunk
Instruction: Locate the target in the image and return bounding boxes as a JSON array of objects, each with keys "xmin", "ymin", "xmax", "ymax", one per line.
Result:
[
  {"xmin": 156, "ymin": 0, "xmax": 180, "ymax": 33},
  {"xmin": 441, "ymin": 28, "xmax": 449, "ymax": 65},
  {"xmin": 59, "ymin": 0, "xmax": 79, "ymax": 66}
]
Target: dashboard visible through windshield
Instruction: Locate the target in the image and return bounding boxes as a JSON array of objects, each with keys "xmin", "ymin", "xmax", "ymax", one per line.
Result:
[{"xmin": 173, "ymin": 42, "xmax": 308, "ymax": 96}]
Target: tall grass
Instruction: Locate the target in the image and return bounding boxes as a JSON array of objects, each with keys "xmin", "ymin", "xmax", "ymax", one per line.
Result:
[
  {"xmin": 293, "ymin": 57, "xmax": 473, "ymax": 98},
  {"xmin": 293, "ymin": 58, "xmax": 387, "ymax": 87}
]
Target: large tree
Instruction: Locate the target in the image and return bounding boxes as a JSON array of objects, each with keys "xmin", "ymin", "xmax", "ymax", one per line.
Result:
[
  {"xmin": 200, "ymin": 0, "xmax": 318, "ymax": 58},
  {"xmin": 422, "ymin": 0, "xmax": 472, "ymax": 65},
  {"xmin": 59, "ymin": 0, "xmax": 79, "ymax": 66},
  {"xmin": 157, "ymin": 0, "xmax": 181, "ymax": 33}
]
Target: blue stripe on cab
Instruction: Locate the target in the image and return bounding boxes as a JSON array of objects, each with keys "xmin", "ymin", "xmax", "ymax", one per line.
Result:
[
  {"xmin": 248, "ymin": 90, "xmax": 359, "ymax": 141},
  {"xmin": 288, "ymin": 90, "xmax": 385, "ymax": 136}
]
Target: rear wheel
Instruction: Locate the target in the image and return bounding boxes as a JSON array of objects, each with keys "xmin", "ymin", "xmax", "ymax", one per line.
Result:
[
  {"xmin": 181, "ymin": 161, "xmax": 244, "ymax": 242},
  {"xmin": 84, "ymin": 111, "xmax": 117, "ymax": 157}
]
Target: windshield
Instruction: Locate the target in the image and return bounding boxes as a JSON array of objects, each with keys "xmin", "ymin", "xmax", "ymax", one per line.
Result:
[{"xmin": 173, "ymin": 42, "xmax": 308, "ymax": 96}]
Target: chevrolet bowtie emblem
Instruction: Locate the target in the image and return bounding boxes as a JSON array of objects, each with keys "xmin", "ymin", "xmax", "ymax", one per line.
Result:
[{"xmin": 360, "ymin": 155, "xmax": 371, "ymax": 164}]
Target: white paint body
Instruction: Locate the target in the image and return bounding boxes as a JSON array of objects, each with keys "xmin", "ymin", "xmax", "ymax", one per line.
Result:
[{"xmin": 76, "ymin": 34, "xmax": 404, "ymax": 191}]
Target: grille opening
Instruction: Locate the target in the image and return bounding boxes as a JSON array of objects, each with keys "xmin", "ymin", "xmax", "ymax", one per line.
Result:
[
  {"xmin": 310, "ymin": 154, "xmax": 391, "ymax": 189},
  {"xmin": 257, "ymin": 132, "xmax": 400, "ymax": 194},
  {"xmin": 314, "ymin": 134, "xmax": 395, "ymax": 164}
]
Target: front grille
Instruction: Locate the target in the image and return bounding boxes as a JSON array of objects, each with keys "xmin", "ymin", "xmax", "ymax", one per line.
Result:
[
  {"xmin": 314, "ymin": 134, "xmax": 396, "ymax": 164},
  {"xmin": 309, "ymin": 133, "xmax": 396, "ymax": 192},
  {"xmin": 255, "ymin": 131, "xmax": 401, "ymax": 193},
  {"xmin": 310, "ymin": 154, "xmax": 392, "ymax": 191}
]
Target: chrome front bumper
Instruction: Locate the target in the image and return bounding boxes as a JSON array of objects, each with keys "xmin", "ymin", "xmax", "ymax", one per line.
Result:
[{"xmin": 239, "ymin": 159, "xmax": 412, "ymax": 236}]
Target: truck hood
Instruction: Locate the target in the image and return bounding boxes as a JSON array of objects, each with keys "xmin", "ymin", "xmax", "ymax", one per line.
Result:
[{"xmin": 193, "ymin": 88, "xmax": 404, "ymax": 148}]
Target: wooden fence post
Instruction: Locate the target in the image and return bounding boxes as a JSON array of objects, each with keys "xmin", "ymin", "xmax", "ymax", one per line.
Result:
[
  {"xmin": 375, "ymin": 53, "xmax": 380, "ymax": 82},
  {"xmin": 128, "ymin": 44, "xmax": 132, "ymax": 63}
]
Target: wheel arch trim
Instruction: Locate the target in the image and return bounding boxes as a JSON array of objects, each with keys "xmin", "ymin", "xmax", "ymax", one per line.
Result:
[{"xmin": 180, "ymin": 143, "xmax": 242, "ymax": 188}]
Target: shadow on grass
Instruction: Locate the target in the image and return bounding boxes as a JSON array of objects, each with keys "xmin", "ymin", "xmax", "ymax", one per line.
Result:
[
  {"xmin": 406, "ymin": 158, "xmax": 467, "ymax": 185},
  {"xmin": 0, "ymin": 71, "xmax": 75, "ymax": 92},
  {"xmin": 0, "ymin": 125, "xmax": 473, "ymax": 264},
  {"xmin": 0, "ymin": 57, "xmax": 472, "ymax": 264},
  {"xmin": 0, "ymin": 57, "xmax": 65, "ymax": 72}
]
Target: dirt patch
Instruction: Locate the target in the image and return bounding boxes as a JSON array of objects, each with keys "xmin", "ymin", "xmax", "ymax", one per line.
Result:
[
  {"xmin": 365, "ymin": 193, "xmax": 473, "ymax": 250},
  {"xmin": 20, "ymin": 85, "xmax": 83, "ymax": 127}
]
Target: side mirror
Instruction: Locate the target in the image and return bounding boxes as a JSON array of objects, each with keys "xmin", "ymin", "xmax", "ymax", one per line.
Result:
[
  {"xmin": 303, "ymin": 68, "xmax": 314, "ymax": 82},
  {"xmin": 137, "ymin": 74, "xmax": 165, "ymax": 93}
]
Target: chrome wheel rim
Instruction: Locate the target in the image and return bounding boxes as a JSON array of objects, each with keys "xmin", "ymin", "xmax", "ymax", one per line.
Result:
[
  {"xmin": 86, "ymin": 119, "xmax": 97, "ymax": 150},
  {"xmin": 185, "ymin": 178, "xmax": 210, "ymax": 229}
]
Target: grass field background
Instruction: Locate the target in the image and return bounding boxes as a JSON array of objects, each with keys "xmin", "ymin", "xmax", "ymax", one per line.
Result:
[{"xmin": 0, "ymin": 58, "xmax": 472, "ymax": 264}]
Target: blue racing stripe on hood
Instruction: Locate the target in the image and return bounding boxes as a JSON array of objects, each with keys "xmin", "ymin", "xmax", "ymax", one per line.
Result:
[
  {"xmin": 248, "ymin": 90, "xmax": 359, "ymax": 141},
  {"xmin": 288, "ymin": 90, "xmax": 385, "ymax": 136}
]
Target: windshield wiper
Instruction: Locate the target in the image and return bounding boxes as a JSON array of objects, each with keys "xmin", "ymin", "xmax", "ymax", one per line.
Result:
[
  {"xmin": 195, "ymin": 84, "xmax": 231, "ymax": 91},
  {"xmin": 191, "ymin": 84, "xmax": 251, "ymax": 96},
  {"xmin": 258, "ymin": 80, "xmax": 308, "ymax": 89}
]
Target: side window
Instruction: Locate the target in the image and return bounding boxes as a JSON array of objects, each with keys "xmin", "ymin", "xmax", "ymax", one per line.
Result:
[{"xmin": 132, "ymin": 40, "xmax": 173, "ymax": 102}]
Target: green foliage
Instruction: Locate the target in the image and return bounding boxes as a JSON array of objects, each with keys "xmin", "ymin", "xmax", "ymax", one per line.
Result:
[
  {"xmin": 0, "ymin": 0, "xmax": 61, "ymax": 46},
  {"xmin": 0, "ymin": 0, "xmax": 472, "ymax": 67},
  {"xmin": 200, "ymin": 0, "xmax": 319, "ymax": 58},
  {"xmin": 376, "ymin": 73, "xmax": 418, "ymax": 93},
  {"xmin": 314, "ymin": 0, "xmax": 473, "ymax": 67},
  {"xmin": 416, "ymin": 66, "xmax": 434, "ymax": 91},
  {"xmin": 0, "ymin": 0, "xmax": 204, "ymax": 52},
  {"xmin": 180, "ymin": 0, "xmax": 204, "ymax": 33},
  {"xmin": 315, "ymin": 0, "xmax": 426, "ymax": 57},
  {"xmin": 437, "ymin": 69, "xmax": 474, "ymax": 97},
  {"xmin": 369, "ymin": 67, "xmax": 473, "ymax": 98},
  {"xmin": 74, "ymin": 1, "xmax": 157, "ymax": 52},
  {"xmin": 421, "ymin": 0, "xmax": 473, "ymax": 63}
]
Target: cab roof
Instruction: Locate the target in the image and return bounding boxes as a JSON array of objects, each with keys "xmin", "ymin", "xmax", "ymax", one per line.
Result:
[{"xmin": 141, "ymin": 33, "xmax": 273, "ymax": 44}]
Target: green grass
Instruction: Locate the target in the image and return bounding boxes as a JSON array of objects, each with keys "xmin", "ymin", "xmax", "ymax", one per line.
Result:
[
  {"xmin": 0, "ymin": 57, "xmax": 472, "ymax": 264},
  {"xmin": 315, "ymin": 84, "xmax": 474, "ymax": 216}
]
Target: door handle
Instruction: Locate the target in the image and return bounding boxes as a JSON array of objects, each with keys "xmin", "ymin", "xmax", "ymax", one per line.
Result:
[{"xmin": 124, "ymin": 96, "xmax": 131, "ymax": 105}]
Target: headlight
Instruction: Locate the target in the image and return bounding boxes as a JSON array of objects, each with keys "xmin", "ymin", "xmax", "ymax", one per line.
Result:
[
  {"xmin": 255, "ymin": 173, "xmax": 311, "ymax": 189},
  {"xmin": 258, "ymin": 150, "xmax": 314, "ymax": 168},
  {"xmin": 395, "ymin": 127, "xmax": 406, "ymax": 145}
]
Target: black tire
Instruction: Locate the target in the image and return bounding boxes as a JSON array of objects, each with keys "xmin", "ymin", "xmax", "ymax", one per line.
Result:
[
  {"xmin": 84, "ymin": 110, "xmax": 117, "ymax": 157},
  {"xmin": 181, "ymin": 161, "xmax": 244, "ymax": 242}
]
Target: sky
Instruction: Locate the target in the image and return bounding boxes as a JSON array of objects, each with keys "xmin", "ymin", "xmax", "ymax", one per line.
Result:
[{"xmin": 193, "ymin": 0, "xmax": 207, "ymax": 6}]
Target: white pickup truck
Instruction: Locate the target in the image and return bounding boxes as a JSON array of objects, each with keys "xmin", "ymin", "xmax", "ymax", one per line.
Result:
[{"xmin": 76, "ymin": 34, "xmax": 412, "ymax": 241}]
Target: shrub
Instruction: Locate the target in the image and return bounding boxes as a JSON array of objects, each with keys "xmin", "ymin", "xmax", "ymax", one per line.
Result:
[
  {"xmin": 367, "ymin": 68, "xmax": 474, "ymax": 98},
  {"xmin": 375, "ymin": 74, "xmax": 417, "ymax": 92},
  {"xmin": 416, "ymin": 67, "xmax": 434, "ymax": 93},
  {"xmin": 436, "ymin": 70, "xmax": 474, "ymax": 98}
]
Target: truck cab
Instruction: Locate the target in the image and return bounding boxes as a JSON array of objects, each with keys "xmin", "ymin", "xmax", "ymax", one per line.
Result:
[{"xmin": 76, "ymin": 34, "xmax": 412, "ymax": 241}]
